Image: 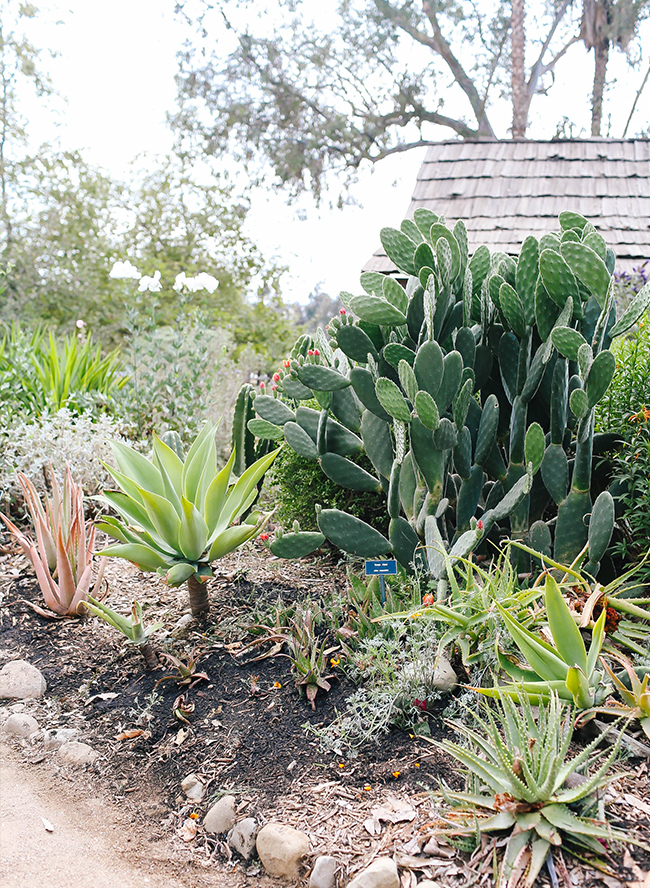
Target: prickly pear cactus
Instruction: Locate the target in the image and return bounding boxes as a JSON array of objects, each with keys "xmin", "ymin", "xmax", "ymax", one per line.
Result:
[{"xmin": 234, "ymin": 210, "xmax": 649, "ymax": 580}]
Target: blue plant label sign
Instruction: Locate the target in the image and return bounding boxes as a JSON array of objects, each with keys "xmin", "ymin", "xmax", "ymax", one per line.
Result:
[{"xmin": 365, "ymin": 559, "xmax": 398, "ymax": 576}]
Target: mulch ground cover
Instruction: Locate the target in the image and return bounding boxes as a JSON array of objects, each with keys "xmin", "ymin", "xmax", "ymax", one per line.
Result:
[{"xmin": 2, "ymin": 540, "xmax": 650, "ymax": 887}]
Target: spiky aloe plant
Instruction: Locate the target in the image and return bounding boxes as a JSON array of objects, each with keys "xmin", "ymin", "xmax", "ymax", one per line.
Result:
[
  {"xmin": 435, "ymin": 693, "xmax": 634, "ymax": 888},
  {"xmin": 97, "ymin": 422, "xmax": 278, "ymax": 618},
  {"xmin": 1, "ymin": 466, "xmax": 106, "ymax": 617}
]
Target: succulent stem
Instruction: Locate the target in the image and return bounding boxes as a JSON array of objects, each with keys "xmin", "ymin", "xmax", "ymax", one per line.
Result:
[{"xmin": 187, "ymin": 574, "xmax": 210, "ymax": 619}]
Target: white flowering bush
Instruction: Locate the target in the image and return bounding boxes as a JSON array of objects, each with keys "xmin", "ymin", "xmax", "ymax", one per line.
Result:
[{"xmin": 0, "ymin": 409, "xmax": 125, "ymax": 510}]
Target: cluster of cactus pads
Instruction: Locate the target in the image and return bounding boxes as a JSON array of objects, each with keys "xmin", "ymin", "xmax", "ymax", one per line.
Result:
[{"xmin": 235, "ymin": 211, "xmax": 650, "ymax": 582}]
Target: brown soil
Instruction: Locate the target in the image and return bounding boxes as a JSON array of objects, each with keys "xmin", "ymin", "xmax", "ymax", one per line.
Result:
[{"xmin": 1, "ymin": 544, "xmax": 650, "ymax": 887}]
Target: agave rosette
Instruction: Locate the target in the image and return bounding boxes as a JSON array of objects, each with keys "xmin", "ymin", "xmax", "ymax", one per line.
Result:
[{"xmin": 97, "ymin": 422, "xmax": 279, "ymax": 585}]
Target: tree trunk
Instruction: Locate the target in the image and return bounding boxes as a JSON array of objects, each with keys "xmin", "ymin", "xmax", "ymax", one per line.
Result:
[
  {"xmin": 591, "ymin": 37, "xmax": 610, "ymax": 136},
  {"xmin": 187, "ymin": 574, "xmax": 210, "ymax": 619},
  {"xmin": 511, "ymin": 0, "xmax": 527, "ymax": 138}
]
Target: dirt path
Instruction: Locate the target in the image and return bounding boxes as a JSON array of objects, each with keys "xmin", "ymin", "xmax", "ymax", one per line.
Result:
[{"xmin": 0, "ymin": 743, "xmax": 253, "ymax": 888}]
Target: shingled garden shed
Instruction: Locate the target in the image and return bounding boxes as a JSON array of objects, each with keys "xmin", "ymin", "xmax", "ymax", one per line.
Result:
[{"xmin": 366, "ymin": 139, "xmax": 650, "ymax": 274}]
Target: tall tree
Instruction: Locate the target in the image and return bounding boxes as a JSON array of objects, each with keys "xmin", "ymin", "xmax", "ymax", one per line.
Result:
[
  {"xmin": 174, "ymin": 1, "xmax": 590, "ymax": 198},
  {"xmin": 0, "ymin": 2, "xmax": 53, "ymax": 282},
  {"xmin": 580, "ymin": 0, "xmax": 650, "ymax": 136}
]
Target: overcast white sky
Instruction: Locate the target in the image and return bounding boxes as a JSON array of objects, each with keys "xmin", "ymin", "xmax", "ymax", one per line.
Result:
[{"xmin": 25, "ymin": 1, "xmax": 650, "ymax": 304}]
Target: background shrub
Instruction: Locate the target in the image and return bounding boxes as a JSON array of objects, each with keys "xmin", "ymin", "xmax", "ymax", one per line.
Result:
[
  {"xmin": 267, "ymin": 445, "xmax": 388, "ymax": 534},
  {"xmin": 596, "ymin": 314, "xmax": 650, "ymax": 579},
  {"xmin": 0, "ymin": 409, "xmax": 124, "ymax": 513}
]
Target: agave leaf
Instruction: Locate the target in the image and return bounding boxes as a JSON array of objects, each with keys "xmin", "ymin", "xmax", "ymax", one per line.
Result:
[
  {"xmin": 216, "ymin": 448, "xmax": 280, "ymax": 536},
  {"xmin": 101, "ymin": 462, "xmax": 147, "ymax": 505},
  {"xmin": 97, "ymin": 542, "xmax": 173, "ymax": 572},
  {"xmin": 178, "ymin": 496, "xmax": 209, "ymax": 561},
  {"xmin": 98, "ymin": 491, "xmax": 157, "ymax": 537},
  {"xmin": 182, "ymin": 422, "xmax": 217, "ymax": 504},
  {"xmin": 152, "ymin": 435, "xmax": 184, "ymax": 493},
  {"xmin": 545, "ymin": 575, "xmax": 587, "ymax": 672},
  {"xmin": 86, "ymin": 595, "xmax": 134, "ymax": 636},
  {"xmin": 110, "ymin": 440, "xmax": 164, "ymax": 496},
  {"xmin": 203, "ymin": 449, "xmax": 236, "ymax": 534},
  {"xmin": 138, "ymin": 488, "xmax": 182, "ymax": 552},
  {"xmin": 497, "ymin": 649, "xmax": 544, "ymax": 683},
  {"xmin": 95, "ymin": 517, "xmax": 133, "ymax": 545},
  {"xmin": 565, "ymin": 666, "xmax": 594, "ymax": 708},
  {"xmin": 207, "ymin": 522, "xmax": 259, "ymax": 561},
  {"xmin": 154, "ymin": 452, "xmax": 183, "ymax": 517},
  {"xmin": 586, "ymin": 607, "xmax": 607, "ymax": 677}
]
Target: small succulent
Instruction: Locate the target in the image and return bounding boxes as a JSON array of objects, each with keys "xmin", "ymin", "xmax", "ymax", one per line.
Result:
[{"xmin": 86, "ymin": 597, "xmax": 162, "ymax": 669}]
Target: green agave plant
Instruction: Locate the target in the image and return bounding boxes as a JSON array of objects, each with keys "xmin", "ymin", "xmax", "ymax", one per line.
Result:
[
  {"xmin": 97, "ymin": 422, "xmax": 279, "ymax": 618},
  {"xmin": 486, "ymin": 573, "xmax": 609, "ymax": 708},
  {"xmin": 435, "ymin": 693, "xmax": 634, "ymax": 888}
]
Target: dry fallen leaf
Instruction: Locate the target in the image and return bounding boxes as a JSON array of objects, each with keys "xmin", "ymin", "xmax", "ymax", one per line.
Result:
[
  {"xmin": 177, "ymin": 818, "xmax": 198, "ymax": 843},
  {"xmin": 623, "ymin": 793, "xmax": 650, "ymax": 817},
  {"xmin": 175, "ymin": 728, "xmax": 188, "ymax": 745},
  {"xmin": 363, "ymin": 816, "xmax": 381, "ymax": 836},
  {"xmin": 372, "ymin": 797, "xmax": 417, "ymax": 824},
  {"xmin": 115, "ymin": 729, "xmax": 144, "ymax": 741},
  {"xmin": 85, "ymin": 693, "xmax": 118, "ymax": 706}
]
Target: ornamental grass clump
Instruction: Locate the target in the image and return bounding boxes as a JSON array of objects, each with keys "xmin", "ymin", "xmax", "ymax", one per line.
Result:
[
  {"xmin": 0, "ymin": 467, "xmax": 106, "ymax": 617},
  {"xmin": 435, "ymin": 693, "xmax": 634, "ymax": 888},
  {"xmin": 97, "ymin": 421, "xmax": 278, "ymax": 618}
]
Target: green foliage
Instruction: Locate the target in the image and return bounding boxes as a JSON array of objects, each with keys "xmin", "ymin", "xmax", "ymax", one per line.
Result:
[
  {"xmin": 0, "ymin": 323, "xmax": 125, "ymax": 421},
  {"xmin": 596, "ymin": 312, "xmax": 650, "ymax": 578},
  {"xmin": 86, "ymin": 598, "xmax": 162, "ymax": 670},
  {"xmin": 97, "ymin": 423, "xmax": 279, "ymax": 617},
  {"xmin": 243, "ymin": 210, "xmax": 639, "ymax": 580},
  {"xmin": 487, "ymin": 574, "xmax": 609, "ymax": 709},
  {"xmin": 266, "ymin": 444, "xmax": 388, "ymax": 534},
  {"xmin": 435, "ymin": 693, "xmax": 632, "ymax": 887},
  {"xmin": 175, "ymin": 2, "xmax": 634, "ymax": 197}
]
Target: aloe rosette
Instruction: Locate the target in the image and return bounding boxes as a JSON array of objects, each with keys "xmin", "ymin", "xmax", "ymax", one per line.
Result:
[
  {"xmin": 1, "ymin": 467, "xmax": 106, "ymax": 617},
  {"xmin": 97, "ymin": 422, "xmax": 279, "ymax": 617}
]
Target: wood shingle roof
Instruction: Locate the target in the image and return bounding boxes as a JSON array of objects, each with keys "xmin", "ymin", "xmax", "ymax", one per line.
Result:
[{"xmin": 365, "ymin": 139, "xmax": 650, "ymax": 273}]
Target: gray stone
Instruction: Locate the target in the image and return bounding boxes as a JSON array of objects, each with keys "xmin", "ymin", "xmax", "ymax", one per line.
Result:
[
  {"xmin": 0, "ymin": 660, "xmax": 46, "ymax": 700},
  {"xmin": 228, "ymin": 817, "xmax": 258, "ymax": 860},
  {"xmin": 347, "ymin": 857, "xmax": 400, "ymax": 888},
  {"xmin": 171, "ymin": 614, "xmax": 194, "ymax": 638},
  {"xmin": 309, "ymin": 854, "xmax": 338, "ymax": 888},
  {"xmin": 43, "ymin": 727, "xmax": 81, "ymax": 750},
  {"xmin": 2, "ymin": 713, "xmax": 39, "ymax": 738},
  {"xmin": 431, "ymin": 656, "xmax": 457, "ymax": 692},
  {"xmin": 256, "ymin": 822, "xmax": 310, "ymax": 881},
  {"xmin": 58, "ymin": 740, "xmax": 97, "ymax": 765},
  {"xmin": 180, "ymin": 773, "xmax": 205, "ymax": 802},
  {"xmin": 203, "ymin": 795, "xmax": 236, "ymax": 834}
]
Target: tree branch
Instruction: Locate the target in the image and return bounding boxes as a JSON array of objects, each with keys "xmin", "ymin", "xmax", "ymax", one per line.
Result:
[{"xmin": 526, "ymin": 0, "xmax": 574, "ymax": 99}]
